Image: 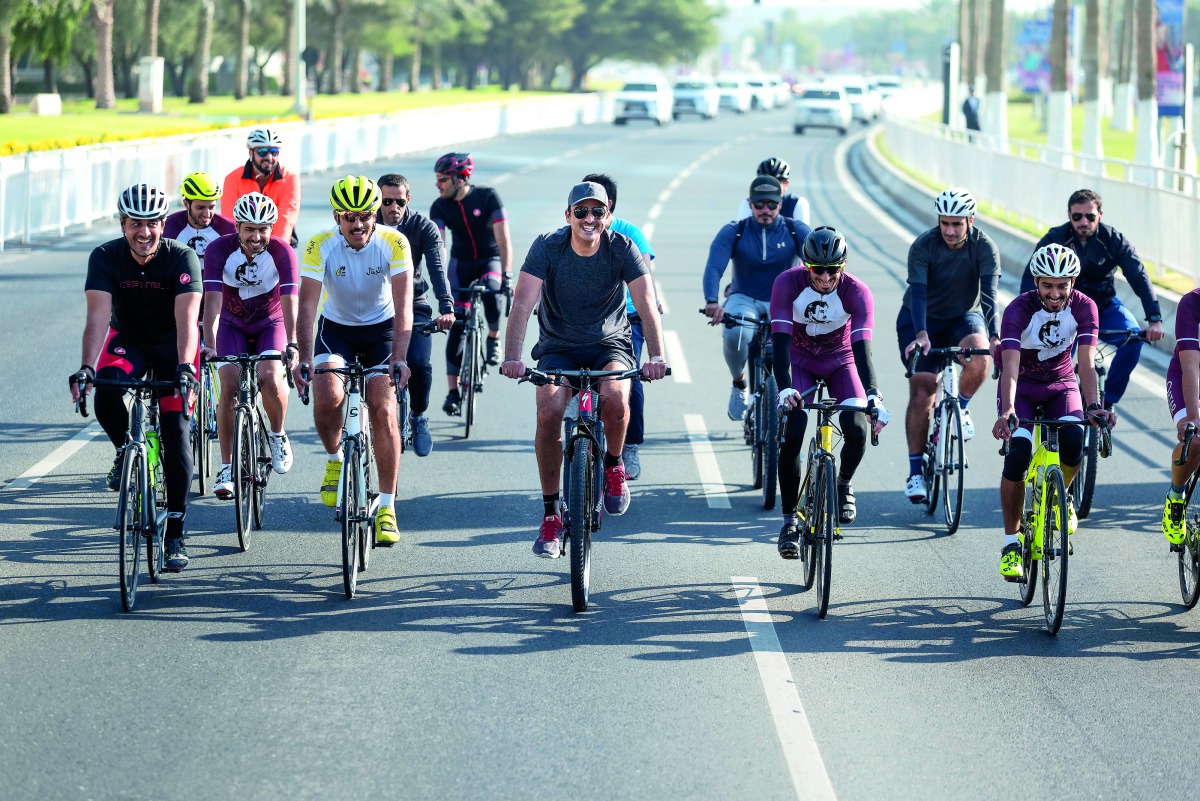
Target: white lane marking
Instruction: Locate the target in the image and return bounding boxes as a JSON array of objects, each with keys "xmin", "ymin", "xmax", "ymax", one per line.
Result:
[
  {"xmin": 684, "ymin": 413, "xmax": 728, "ymax": 507},
  {"xmin": 654, "ymin": 279, "xmax": 670, "ymax": 313},
  {"xmin": 4, "ymin": 424, "xmax": 104, "ymax": 492},
  {"xmin": 647, "ymin": 203, "xmax": 663, "ymax": 221},
  {"xmin": 643, "ymin": 222, "xmax": 655, "ymax": 241},
  {"xmin": 732, "ymin": 577, "xmax": 839, "ymax": 801},
  {"xmin": 664, "ymin": 330, "xmax": 690, "ymax": 383}
]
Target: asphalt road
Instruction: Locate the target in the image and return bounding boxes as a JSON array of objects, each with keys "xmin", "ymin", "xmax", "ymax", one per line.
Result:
[{"xmin": 1, "ymin": 103, "xmax": 1195, "ymax": 801}]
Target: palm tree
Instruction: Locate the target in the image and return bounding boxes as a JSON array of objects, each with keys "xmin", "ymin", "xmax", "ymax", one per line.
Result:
[
  {"xmin": 234, "ymin": 0, "xmax": 250, "ymax": 99},
  {"xmin": 188, "ymin": 0, "xmax": 213, "ymax": 102},
  {"xmin": 1081, "ymin": 0, "xmax": 1104, "ymax": 168},
  {"xmin": 91, "ymin": 0, "xmax": 115, "ymax": 109},
  {"xmin": 1046, "ymin": 0, "xmax": 1072, "ymax": 167},
  {"xmin": 982, "ymin": 0, "xmax": 1006, "ymax": 139},
  {"xmin": 1112, "ymin": 0, "xmax": 1135, "ymax": 130},
  {"xmin": 1132, "ymin": 0, "xmax": 1157, "ymax": 170}
]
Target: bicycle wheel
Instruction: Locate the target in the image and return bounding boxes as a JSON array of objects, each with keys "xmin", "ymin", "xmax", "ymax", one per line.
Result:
[
  {"xmin": 814, "ymin": 457, "xmax": 836, "ymax": 618},
  {"xmin": 117, "ymin": 447, "xmax": 144, "ymax": 612},
  {"xmin": 192, "ymin": 375, "xmax": 208, "ymax": 495},
  {"xmin": 1041, "ymin": 465, "xmax": 1069, "ymax": 634},
  {"xmin": 397, "ymin": 388, "xmax": 409, "ymax": 454},
  {"xmin": 1179, "ymin": 473, "xmax": 1200, "ymax": 609},
  {"xmin": 942, "ymin": 403, "xmax": 965, "ymax": 534},
  {"xmin": 1074, "ymin": 425, "xmax": 1099, "ymax": 519},
  {"xmin": 360, "ymin": 434, "xmax": 376, "ymax": 572},
  {"xmin": 252, "ymin": 408, "xmax": 270, "ymax": 530},
  {"xmin": 146, "ymin": 480, "xmax": 162, "ymax": 584},
  {"xmin": 762, "ymin": 375, "xmax": 779, "ymax": 510},
  {"xmin": 232, "ymin": 408, "xmax": 254, "ymax": 551},
  {"xmin": 751, "ymin": 395, "xmax": 764, "ymax": 490},
  {"xmin": 922, "ymin": 410, "xmax": 941, "ymax": 515},
  {"xmin": 461, "ymin": 327, "xmax": 476, "ymax": 439},
  {"xmin": 799, "ymin": 462, "xmax": 817, "ymax": 590},
  {"xmin": 568, "ymin": 437, "xmax": 593, "ymax": 613},
  {"xmin": 341, "ymin": 443, "xmax": 362, "ymax": 599}
]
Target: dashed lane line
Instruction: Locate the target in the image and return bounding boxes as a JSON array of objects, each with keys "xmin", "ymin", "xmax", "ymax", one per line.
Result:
[
  {"xmin": 663, "ymin": 330, "xmax": 690, "ymax": 384},
  {"xmin": 4, "ymin": 424, "xmax": 103, "ymax": 492},
  {"xmin": 684, "ymin": 413, "xmax": 729, "ymax": 508}
]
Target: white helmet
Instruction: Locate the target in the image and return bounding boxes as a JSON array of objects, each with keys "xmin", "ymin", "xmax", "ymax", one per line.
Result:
[
  {"xmin": 1029, "ymin": 243, "xmax": 1081, "ymax": 279},
  {"xmin": 246, "ymin": 127, "xmax": 282, "ymax": 148},
  {"xmin": 934, "ymin": 187, "xmax": 977, "ymax": 218},
  {"xmin": 117, "ymin": 183, "xmax": 169, "ymax": 220},
  {"xmin": 232, "ymin": 192, "xmax": 279, "ymax": 225}
]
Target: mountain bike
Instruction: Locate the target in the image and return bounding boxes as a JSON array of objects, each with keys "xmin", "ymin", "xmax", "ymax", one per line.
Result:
[
  {"xmin": 521, "ymin": 366, "xmax": 665, "ymax": 613},
  {"xmin": 190, "ymin": 359, "xmax": 218, "ymax": 495},
  {"xmin": 785, "ymin": 379, "xmax": 878, "ymax": 619},
  {"xmin": 208, "ymin": 353, "xmax": 291, "ymax": 551},
  {"xmin": 1072, "ymin": 328, "xmax": 1142, "ymax": 518},
  {"xmin": 907, "ymin": 346, "xmax": 990, "ymax": 534},
  {"xmin": 1172, "ymin": 424, "xmax": 1200, "ymax": 609},
  {"xmin": 456, "ymin": 280, "xmax": 507, "ymax": 439}
]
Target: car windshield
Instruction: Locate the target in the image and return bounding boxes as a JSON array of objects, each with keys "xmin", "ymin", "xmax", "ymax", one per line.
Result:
[
  {"xmin": 674, "ymin": 82, "xmax": 708, "ymax": 90},
  {"xmin": 802, "ymin": 88, "xmax": 841, "ymax": 100},
  {"xmin": 717, "ymin": 81, "xmax": 738, "ymax": 89},
  {"xmin": 843, "ymin": 86, "xmax": 863, "ymax": 95},
  {"xmin": 622, "ymin": 84, "xmax": 657, "ymax": 93},
  {"xmin": 875, "ymin": 78, "xmax": 901, "ymax": 88}
]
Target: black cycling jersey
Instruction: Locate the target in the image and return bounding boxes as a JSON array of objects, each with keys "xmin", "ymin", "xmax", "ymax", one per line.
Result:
[
  {"xmin": 85, "ymin": 237, "xmax": 202, "ymax": 343},
  {"xmin": 429, "ymin": 185, "xmax": 505, "ymax": 261},
  {"xmin": 902, "ymin": 225, "xmax": 1001, "ymax": 336},
  {"xmin": 386, "ymin": 210, "xmax": 453, "ymax": 316}
]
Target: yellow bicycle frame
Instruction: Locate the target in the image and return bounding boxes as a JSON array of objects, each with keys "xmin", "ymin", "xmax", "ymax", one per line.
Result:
[{"xmin": 1023, "ymin": 422, "xmax": 1063, "ymax": 561}]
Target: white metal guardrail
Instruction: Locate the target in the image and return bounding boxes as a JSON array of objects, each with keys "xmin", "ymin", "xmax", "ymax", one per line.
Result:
[
  {"xmin": 0, "ymin": 93, "xmax": 614, "ymax": 253},
  {"xmin": 883, "ymin": 115, "xmax": 1200, "ymax": 286}
]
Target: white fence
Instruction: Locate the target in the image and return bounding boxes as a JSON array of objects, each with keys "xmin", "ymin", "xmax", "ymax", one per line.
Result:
[
  {"xmin": 0, "ymin": 93, "xmax": 614, "ymax": 252},
  {"xmin": 882, "ymin": 116, "xmax": 1200, "ymax": 285}
]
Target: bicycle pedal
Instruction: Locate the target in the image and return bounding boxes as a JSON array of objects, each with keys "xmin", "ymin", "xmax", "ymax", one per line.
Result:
[{"xmin": 1170, "ymin": 543, "xmax": 1184, "ymax": 553}]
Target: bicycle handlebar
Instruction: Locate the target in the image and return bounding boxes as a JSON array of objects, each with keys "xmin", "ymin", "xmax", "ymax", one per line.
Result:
[
  {"xmin": 698, "ymin": 307, "xmax": 768, "ymax": 330},
  {"xmin": 904, "ymin": 346, "xmax": 992, "ymax": 379},
  {"xmin": 90, "ymin": 377, "xmax": 180, "ymax": 391},
  {"xmin": 781, "ymin": 401, "xmax": 881, "ymax": 446},
  {"xmin": 1097, "ymin": 328, "xmax": 1148, "ymax": 341},
  {"xmin": 209, "ymin": 352, "xmax": 294, "ymax": 390},
  {"xmin": 519, "ymin": 366, "xmax": 670, "ymax": 387}
]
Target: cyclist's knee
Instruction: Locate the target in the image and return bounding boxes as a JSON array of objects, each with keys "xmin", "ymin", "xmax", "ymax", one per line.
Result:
[
  {"xmin": 1002, "ymin": 436, "xmax": 1033, "ymax": 481},
  {"xmin": 841, "ymin": 410, "xmax": 868, "ymax": 446},
  {"xmin": 1059, "ymin": 423, "xmax": 1084, "ymax": 466}
]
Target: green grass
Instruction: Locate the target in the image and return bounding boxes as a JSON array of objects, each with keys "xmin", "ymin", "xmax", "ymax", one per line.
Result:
[{"xmin": 1003, "ymin": 100, "xmax": 1139, "ymax": 163}]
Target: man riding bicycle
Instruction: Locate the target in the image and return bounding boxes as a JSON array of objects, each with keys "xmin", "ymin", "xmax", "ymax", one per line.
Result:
[
  {"xmin": 500, "ymin": 181, "xmax": 668, "ymax": 559},
  {"xmin": 772, "ymin": 227, "xmax": 888, "ymax": 557},
  {"xmin": 70, "ymin": 183, "xmax": 202, "ymax": 571},
  {"xmin": 703, "ymin": 175, "xmax": 812, "ymax": 421},
  {"xmin": 222, "ymin": 128, "xmax": 301, "ymax": 248},
  {"xmin": 734, "ymin": 157, "xmax": 812, "ymax": 226},
  {"xmin": 900, "ymin": 187, "xmax": 1001, "ymax": 503},
  {"xmin": 993, "ymin": 245, "xmax": 1115, "ymax": 580},
  {"xmin": 1019, "ymin": 188, "xmax": 1165, "ymax": 410},
  {"xmin": 1161, "ymin": 287, "xmax": 1200, "ymax": 545},
  {"xmin": 164, "ymin": 171, "xmax": 235, "ymax": 258},
  {"xmin": 201, "ymin": 192, "xmax": 299, "ymax": 499},
  {"xmin": 295, "ymin": 176, "xmax": 413, "ymax": 545}
]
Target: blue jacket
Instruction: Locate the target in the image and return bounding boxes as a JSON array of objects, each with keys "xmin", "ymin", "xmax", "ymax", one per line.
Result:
[{"xmin": 702, "ymin": 216, "xmax": 809, "ymax": 302}]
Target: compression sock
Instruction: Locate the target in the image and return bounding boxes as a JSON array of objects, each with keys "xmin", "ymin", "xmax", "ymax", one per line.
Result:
[
  {"xmin": 604, "ymin": 451, "xmax": 621, "ymax": 470},
  {"xmin": 909, "ymin": 454, "xmax": 923, "ymax": 477},
  {"xmin": 1170, "ymin": 485, "xmax": 1187, "ymax": 500},
  {"xmin": 167, "ymin": 512, "xmax": 185, "ymax": 540},
  {"xmin": 543, "ymin": 494, "xmax": 559, "ymax": 518},
  {"xmin": 732, "ymin": 378, "xmax": 746, "ymax": 390},
  {"xmin": 959, "ymin": 394, "xmax": 972, "ymax": 409}
]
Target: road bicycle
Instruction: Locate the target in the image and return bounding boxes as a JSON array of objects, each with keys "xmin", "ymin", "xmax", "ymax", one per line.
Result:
[
  {"xmin": 1000, "ymin": 413, "xmax": 1084, "ymax": 634},
  {"xmin": 82, "ymin": 375, "xmax": 179, "ymax": 612},
  {"xmin": 456, "ymin": 280, "xmax": 508, "ymax": 439},
  {"xmin": 1072, "ymin": 328, "xmax": 1142, "ymax": 518},
  {"xmin": 786, "ymin": 379, "xmax": 878, "ymax": 619},
  {"xmin": 208, "ymin": 353, "xmax": 290, "ymax": 551},
  {"xmin": 190, "ymin": 359, "xmax": 218, "ymax": 495},
  {"xmin": 907, "ymin": 346, "xmax": 990, "ymax": 535},
  {"xmin": 521, "ymin": 366, "xmax": 664, "ymax": 613},
  {"xmin": 396, "ymin": 320, "xmax": 444, "ymax": 454},
  {"xmin": 1171, "ymin": 424, "xmax": 1200, "ymax": 609},
  {"xmin": 702, "ymin": 308, "xmax": 778, "ymax": 509}
]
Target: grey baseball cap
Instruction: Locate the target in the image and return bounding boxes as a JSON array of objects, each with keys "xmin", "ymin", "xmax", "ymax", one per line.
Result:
[
  {"xmin": 748, "ymin": 175, "xmax": 783, "ymax": 203},
  {"xmin": 567, "ymin": 181, "xmax": 610, "ymax": 208}
]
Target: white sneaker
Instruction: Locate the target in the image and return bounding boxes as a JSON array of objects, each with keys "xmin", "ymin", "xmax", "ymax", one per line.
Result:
[
  {"xmin": 622, "ymin": 444, "xmax": 641, "ymax": 481},
  {"xmin": 269, "ymin": 432, "xmax": 293, "ymax": 474},
  {"xmin": 905, "ymin": 474, "xmax": 927, "ymax": 503},
  {"xmin": 960, "ymin": 408, "xmax": 975, "ymax": 441},
  {"xmin": 214, "ymin": 465, "xmax": 234, "ymax": 499},
  {"xmin": 728, "ymin": 385, "xmax": 749, "ymax": 420}
]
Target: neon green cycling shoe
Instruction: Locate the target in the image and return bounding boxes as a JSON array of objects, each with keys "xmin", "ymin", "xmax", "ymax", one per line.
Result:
[
  {"xmin": 321, "ymin": 459, "xmax": 342, "ymax": 507},
  {"xmin": 374, "ymin": 506, "xmax": 399, "ymax": 546},
  {"xmin": 1000, "ymin": 542, "xmax": 1024, "ymax": 582},
  {"xmin": 1163, "ymin": 493, "xmax": 1187, "ymax": 546}
]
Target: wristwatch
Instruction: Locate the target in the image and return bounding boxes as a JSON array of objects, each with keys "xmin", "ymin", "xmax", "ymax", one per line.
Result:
[
  {"xmin": 704, "ymin": 298, "xmax": 718, "ymax": 305},
  {"xmin": 1147, "ymin": 314, "xmax": 1163, "ymax": 323}
]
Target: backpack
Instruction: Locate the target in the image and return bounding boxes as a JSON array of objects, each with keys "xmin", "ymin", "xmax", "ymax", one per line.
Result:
[{"xmin": 729, "ymin": 215, "xmax": 805, "ymax": 263}]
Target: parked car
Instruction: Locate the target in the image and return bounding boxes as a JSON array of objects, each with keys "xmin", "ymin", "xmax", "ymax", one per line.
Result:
[
  {"xmin": 869, "ymin": 76, "xmax": 902, "ymax": 100},
  {"xmin": 838, "ymin": 76, "xmax": 882, "ymax": 123},
  {"xmin": 614, "ymin": 80, "xmax": 673, "ymax": 126},
  {"xmin": 745, "ymin": 77, "xmax": 775, "ymax": 110},
  {"xmin": 793, "ymin": 85, "xmax": 852, "ymax": 135},
  {"xmin": 672, "ymin": 78, "xmax": 720, "ymax": 120},
  {"xmin": 771, "ymin": 78, "xmax": 793, "ymax": 107},
  {"xmin": 716, "ymin": 78, "xmax": 753, "ymax": 114}
]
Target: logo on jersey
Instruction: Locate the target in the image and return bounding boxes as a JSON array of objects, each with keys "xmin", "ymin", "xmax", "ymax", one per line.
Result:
[
  {"xmin": 187, "ymin": 235, "xmax": 208, "ymax": 255},
  {"xmin": 335, "ymin": 266, "xmax": 347, "ymax": 277},
  {"xmin": 1037, "ymin": 320, "xmax": 1065, "ymax": 349},
  {"xmin": 114, "ymin": 347, "xmax": 126, "ymax": 355},
  {"xmin": 179, "ymin": 274, "xmax": 191, "ymax": 284},
  {"xmin": 235, "ymin": 260, "xmax": 262, "ymax": 287},
  {"xmin": 804, "ymin": 299, "xmax": 831, "ymax": 323},
  {"xmin": 473, "ymin": 209, "xmax": 482, "ymax": 217}
]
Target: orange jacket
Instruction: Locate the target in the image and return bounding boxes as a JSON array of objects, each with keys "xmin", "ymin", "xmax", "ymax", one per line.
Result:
[{"xmin": 221, "ymin": 161, "xmax": 301, "ymax": 245}]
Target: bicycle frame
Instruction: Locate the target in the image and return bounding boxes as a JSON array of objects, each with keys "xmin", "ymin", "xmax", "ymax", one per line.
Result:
[
  {"xmin": 319, "ymin": 363, "xmax": 387, "ymax": 521},
  {"xmin": 1022, "ymin": 424, "xmax": 1063, "ymax": 562}
]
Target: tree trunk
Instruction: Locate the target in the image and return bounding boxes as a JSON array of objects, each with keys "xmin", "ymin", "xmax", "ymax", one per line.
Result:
[
  {"xmin": 75, "ymin": 51, "xmax": 95, "ymax": 99},
  {"xmin": 328, "ymin": 1, "xmax": 344, "ymax": 93},
  {"xmin": 121, "ymin": 56, "xmax": 136, "ymax": 98},
  {"xmin": 983, "ymin": 0, "xmax": 1007, "ymax": 137},
  {"xmin": 1050, "ymin": 0, "xmax": 1069, "ymax": 92},
  {"xmin": 379, "ymin": 53, "xmax": 393, "ymax": 92},
  {"xmin": 431, "ymin": 43, "xmax": 442, "ymax": 89},
  {"xmin": 43, "ymin": 57, "xmax": 56, "ymax": 93},
  {"xmin": 409, "ymin": 38, "xmax": 421, "ymax": 90},
  {"xmin": 189, "ymin": 0, "xmax": 214, "ymax": 103},
  {"xmin": 235, "ymin": 0, "xmax": 250, "ymax": 100},
  {"xmin": 351, "ymin": 48, "xmax": 363, "ymax": 92},
  {"xmin": 1082, "ymin": 0, "xmax": 1105, "ymax": 164},
  {"xmin": 282, "ymin": 0, "xmax": 294, "ymax": 95},
  {"xmin": 144, "ymin": 0, "xmax": 159, "ymax": 58},
  {"xmin": 1118, "ymin": 0, "xmax": 1135, "ymax": 82},
  {"xmin": 92, "ymin": 0, "xmax": 116, "ymax": 109},
  {"xmin": 963, "ymin": 0, "xmax": 979, "ymax": 86},
  {"xmin": 1133, "ymin": 0, "xmax": 1158, "ymax": 170},
  {"xmin": 0, "ymin": 30, "xmax": 10, "ymax": 113}
]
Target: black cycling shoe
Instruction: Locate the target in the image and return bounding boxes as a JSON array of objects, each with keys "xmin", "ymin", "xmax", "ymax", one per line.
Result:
[
  {"xmin": 777, "ymin": 522, "xmax": 800, "ymax": 560},
  {"xmin": 442, "ymin": 390, "xmax": 461, "ymax": 416},
  {"xmin": 164, "ymin": 537, "xmax": 189, "ymax": 572},
  {"xmin": 838, "ymin": 482, "xmax": 856, "ymax": 525},
  {"xmin": 105, "ymin": 447, "xmax": 126, "ymax": 491},
  {"xmin": 486, "ymin": 337, "xmax": 501, "ymax": 366}
]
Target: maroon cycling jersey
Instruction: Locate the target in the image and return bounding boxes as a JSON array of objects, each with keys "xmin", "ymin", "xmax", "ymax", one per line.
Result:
[
  {"xmin": 1175, "ymin": 289, "xmax": 1200, "ymax": 354},
  {"xmin": 1000, "ymin": 289, "xmax": 1098, "ymax": 384},
  {"xmin": 163, "ymin": 210, "xmax": 236, "ymax": 258},
  {"xmin": 429, "ymin": 185, "xmax": 505, "ymax": 261},
  {"xmin": 770, "ymin": 267, "xmax": 874, "ymax": 360},
  {"xmin": 202, "ymin": 233, "xmax": 298, "ymax": 323},
  {"xmin": 85, "ymin": 237, "xmax": 201, "ymax": 344}
]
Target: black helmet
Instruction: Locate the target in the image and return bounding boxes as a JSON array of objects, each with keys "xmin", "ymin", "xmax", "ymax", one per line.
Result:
[
  {"xmin": 757, "ymin": 157, "xmax": 791, "ymax": 181},
  {"xmin": 434, "ymin": 152, "xmax": 473, "ymax": 179},
  {"xmin": 802, "ymin": 226, "xmax": 848, "ymax": 267}
]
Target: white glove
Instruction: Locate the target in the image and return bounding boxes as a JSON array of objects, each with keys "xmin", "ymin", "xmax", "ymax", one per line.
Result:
[
  {"xmin": 778, "ymin": 387, "xmax": 801, "ymax": 409},
  {"xmin": 867, "ymin": 393, "xmax": 889, "ymax": 431}
]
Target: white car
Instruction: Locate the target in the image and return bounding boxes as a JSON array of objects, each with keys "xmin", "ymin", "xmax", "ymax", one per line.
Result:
[
  {"xmin": 771, "ymin": 79, "xmax": 793, "ymax": 107},
  {"xmin": 839, "ymin": 77, "xmax": 882, "ymax": 124},
  {"xmin": 793, "ymin": 85, "xmax": 852, "ymax": 135},
  {"xmin": 672, "ymin": 78, "xmax": 719, "ymax": 120},
  {"xmin": 716, "ymin": 78, "xmax": 753, "ymax": 114},
  {"xmin": 869, "ymin": 76, "xmax": 902, "ymax": 100},
  {"xmin": 745, "ymin": 77, "xmax": 775, "ymax": 111},
  {"xmin": 614, "ymin": 80, "xmax": 673, "ymax": 126}
]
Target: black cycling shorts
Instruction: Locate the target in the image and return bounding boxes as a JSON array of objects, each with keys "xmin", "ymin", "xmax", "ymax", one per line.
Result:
[
  {"xmin": 315, "ymin": 317, "xmax": 394, "ymax": 371},
  {"xmin": 895, "ymin": 309, "xmax": 986, "ymax": 374},
  {"xmin": 534, "ymin": 342, "xmax": 635, "ymax": 390}
]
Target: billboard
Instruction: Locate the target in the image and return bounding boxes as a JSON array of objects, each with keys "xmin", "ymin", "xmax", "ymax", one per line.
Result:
[{"xmin": 1157, "ymin": 0, "xmax": 1185, "ymax": 116}]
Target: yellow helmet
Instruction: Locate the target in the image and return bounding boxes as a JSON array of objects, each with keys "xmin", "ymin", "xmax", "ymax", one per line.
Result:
[
  {"xmin": 180, "ymin": 171, "xmax": 221, "ymax": 201},
  {"xmin": 330, "ymin": 175, "xmax": 382, "ymax": 213}
]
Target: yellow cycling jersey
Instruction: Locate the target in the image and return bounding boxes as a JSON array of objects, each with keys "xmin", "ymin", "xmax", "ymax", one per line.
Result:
[{"xmin": 302, "ymin": 225, "xmax": 412, "ymax": 326}]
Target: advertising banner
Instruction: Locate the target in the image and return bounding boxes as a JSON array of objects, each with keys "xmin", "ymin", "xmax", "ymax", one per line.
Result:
[{"xmin": 1157, "ymin": 0, "xmax": 1185, "ymax": 116}]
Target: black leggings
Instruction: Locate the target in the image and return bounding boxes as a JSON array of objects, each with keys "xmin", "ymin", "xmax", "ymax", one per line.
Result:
[
  {"xmin": 1001, "ymin": 424, "xmax": 1084, "ymax": 482},
  {"xmin": 406, "ymin": 305, "xmax": 434, "ymax": 416},
  {"xmin": 778, "ymin": 408, "xmax": 869, "ymax": 514},
  {"xmin": 445, "ymin": 258, "xmax": 501, "ymax": 375}
]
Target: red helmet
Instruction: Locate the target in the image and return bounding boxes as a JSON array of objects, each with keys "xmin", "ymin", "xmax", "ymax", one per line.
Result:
[{"xmin": 434, "ymin": 152, "xmax": 473, "ymax": 179}]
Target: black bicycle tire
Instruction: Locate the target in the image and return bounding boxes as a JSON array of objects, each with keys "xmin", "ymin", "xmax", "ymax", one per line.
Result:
[
  {"xmin": 1180, "ymin": 471, "xmax": 1200, "ymax": 609},
  {"xmin": 569, "ymin": 437, "xmax": 592, "ymax": 613},
  {"xmin": 1076, "ymin": 425, "xmax": 1099, "ymax": 519},
  {"xmin": 763, "ymin": 375, "xmax": 779, "ymax": 510},
  {"xmin": 233, "ymin": 409, "xmax": 253, "ymax": 551},
  {"xmin": 923, "ymin": 408, "xmax": 941, "ymax": 515},
  {"xmin": 943, "ymin": 404, "xmax": 965, "ymax": 534},
  {"xmin": 1042, "ymin": 466, "xmax": 1069, "ymax": 634},
  {"xmin": 252, "ymin": 408, "xmax": 269, "ymax": 530},
  {"xmin": 193, "ymin": 376, "xmax": 207, "ymax": 495},
  {"xmin": 816, "ymin": 456, "xmax": 836, "ymax": 618},
  {"xmin": 462, "ymin": 326, "xmax": 476, "ymax": 439},
  {"xmin": 146, "ymin": 480, "xmax": 161, "ymax": 584},
  {"xmin": 361, "ymin": 433, "xmax": 376, "ymax": 572},
  {"xmin": 799, "ymin": 458, "xmax": 817, "ymax": 590},
  {"xmin": 341, "ymin": 443, "xmax": 361, "ymax": 599},
  {"xmin": 397, "ymin": 388, "xmax": 409, "ymax": 454},
  {"xmin": 118, "ymin": 447, "xmax": 143, "ymax": 612},
  {"xmin": 751, "ymin": 401, "xmax": 764, "ymax": 491}
]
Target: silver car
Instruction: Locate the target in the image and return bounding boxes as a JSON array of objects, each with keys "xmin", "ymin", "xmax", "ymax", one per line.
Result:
[{"xmin": 793, "ymin": 85, "xmax": 852, "ymax": 135}]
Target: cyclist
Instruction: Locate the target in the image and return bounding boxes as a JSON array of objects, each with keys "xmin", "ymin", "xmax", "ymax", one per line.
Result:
[
  {"xmin": 429, "ymin": 152, "xmax": 512, "ymax": 415},
  {"xmin": 69, "ymin": 184, "xmax": 201, "ymax": 572},
  {"xmin": 221, "ymin": 127, "xmax": 301, "ymax": 247},
  {"xmin": 294, "ymin": 176, "xmax": 413, "ymax": 546},
  {"xmin": 582, "ymin": 172, "xmax": 660, "ymax": 481},
  {"xmin": 772, "ymin": 227, "xmax": 889, "ymax": 557},
  {"xmin": 993, "ymin": 244, "xmax": 1115, "ymax": 580},
  {"xmin": 1161, "ymin": 287, "xmax": 1200, "ymax": 545},
  {"xmin": 377, "ymin": 173, "xmax": 455, "ymax": 457},
  {"xmin": 499, "ymin": 181, "xmax": 669, "ymax": 559},
  {"xmin": 200, "ymin": 192, "xmax": 299, "ymax": 499},
  {"xmin": 1019, "ymin": 188, "xmax": 1165, "ymax": 410},
  {"xmin": 703, "ymin": 175, "xmax": 812, "ymax": 421},
  {"xmin": 900, "ymin": 187, "xmax": 1000, "ymax": 502},
  {"xmin": 164, "ymin": 171, "xmax": 235, "ymax": 257},
  {"xmin": 734, "ymin": 157, "xmax": 812, "ymax": 225}
]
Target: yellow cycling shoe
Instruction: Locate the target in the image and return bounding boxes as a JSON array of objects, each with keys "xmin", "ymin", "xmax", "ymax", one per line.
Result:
[
  {"xmin": 374, "ymin": 506, "xmax": 399, "ymax": 546},
  {"xmin": 320, "ymin": 459, "xmax": 342, "ymax": 507},
  {"xmin": 1000, "ymin": 542, "xmax": 1024, "ymax": 582},
  {"xmin": 1163, "ymin": 494, "xmax": 1187, "ymax": 545}
]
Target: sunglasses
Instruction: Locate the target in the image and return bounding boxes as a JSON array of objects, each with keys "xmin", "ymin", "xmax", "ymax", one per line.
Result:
[
  {"xmin": 340, "ymin": 211, "xmax": 374, "ymax": 224},
  {"xmin": 572, "ymin": 206, "xmax": 608, "ymax": 220},
  {"xmin": 808, "ymin": 264, "xmax": 843, "ymax": 276},
  {"xmin": 752, "ymin": 200, "xmax": 779, "ymax": 211},
  {"xmin": 254, "ymin": 147, "xmax": 281, "ymax": 157},
  {"xmin": 381, "ymin": 197, "xmax": 408, "ymax": 208},
  {"xmin": 1071, "ymin": 212, "xmax": 1098, "ymax": 222}
]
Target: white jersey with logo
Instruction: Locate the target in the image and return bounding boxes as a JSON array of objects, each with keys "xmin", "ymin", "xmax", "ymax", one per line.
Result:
[{"xmin": 301, "ymin": 224, "xmax": 412, "ymax": 326}]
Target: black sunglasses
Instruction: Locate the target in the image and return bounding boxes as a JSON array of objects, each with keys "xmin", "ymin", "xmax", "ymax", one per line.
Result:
[
  {"xmin": 381, "ymin": 197, "xmax": 408, "ymax": 207},
  {"xmin": 752, "ymin": 200, "xmax": 779, "ymax": 211},
  {"xmin": 1071, "ymin": 212, "xmax": 1098, "ymax": 222},
  {"xmin": 808, "ymin": 264, "xmax": 843, "ymax": 276},
  {"xmin": 572, "ymin": 206, "xmax": 607, "ymax": 220},
  {"xmin": 255, "ymin": 147, "xmax": 281, "ymax": 157},
  {"xmin": 340, "ymin": 211, "xmax": 374, "ymax": 224}
]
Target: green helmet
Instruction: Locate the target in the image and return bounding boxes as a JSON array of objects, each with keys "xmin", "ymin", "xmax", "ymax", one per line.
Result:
[{"xmin": 330, "ymin": 175, "xmax": 382, "ymax": 213}]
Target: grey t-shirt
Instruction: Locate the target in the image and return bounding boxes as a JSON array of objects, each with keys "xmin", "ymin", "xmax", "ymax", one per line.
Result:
[
  {"xmin": 902, "ymin": 225, "xmax": 1001, "ymax": 321},
  {"xmin": 521, "ymin": 226, "xmax": 649, "ymax": 355}
]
